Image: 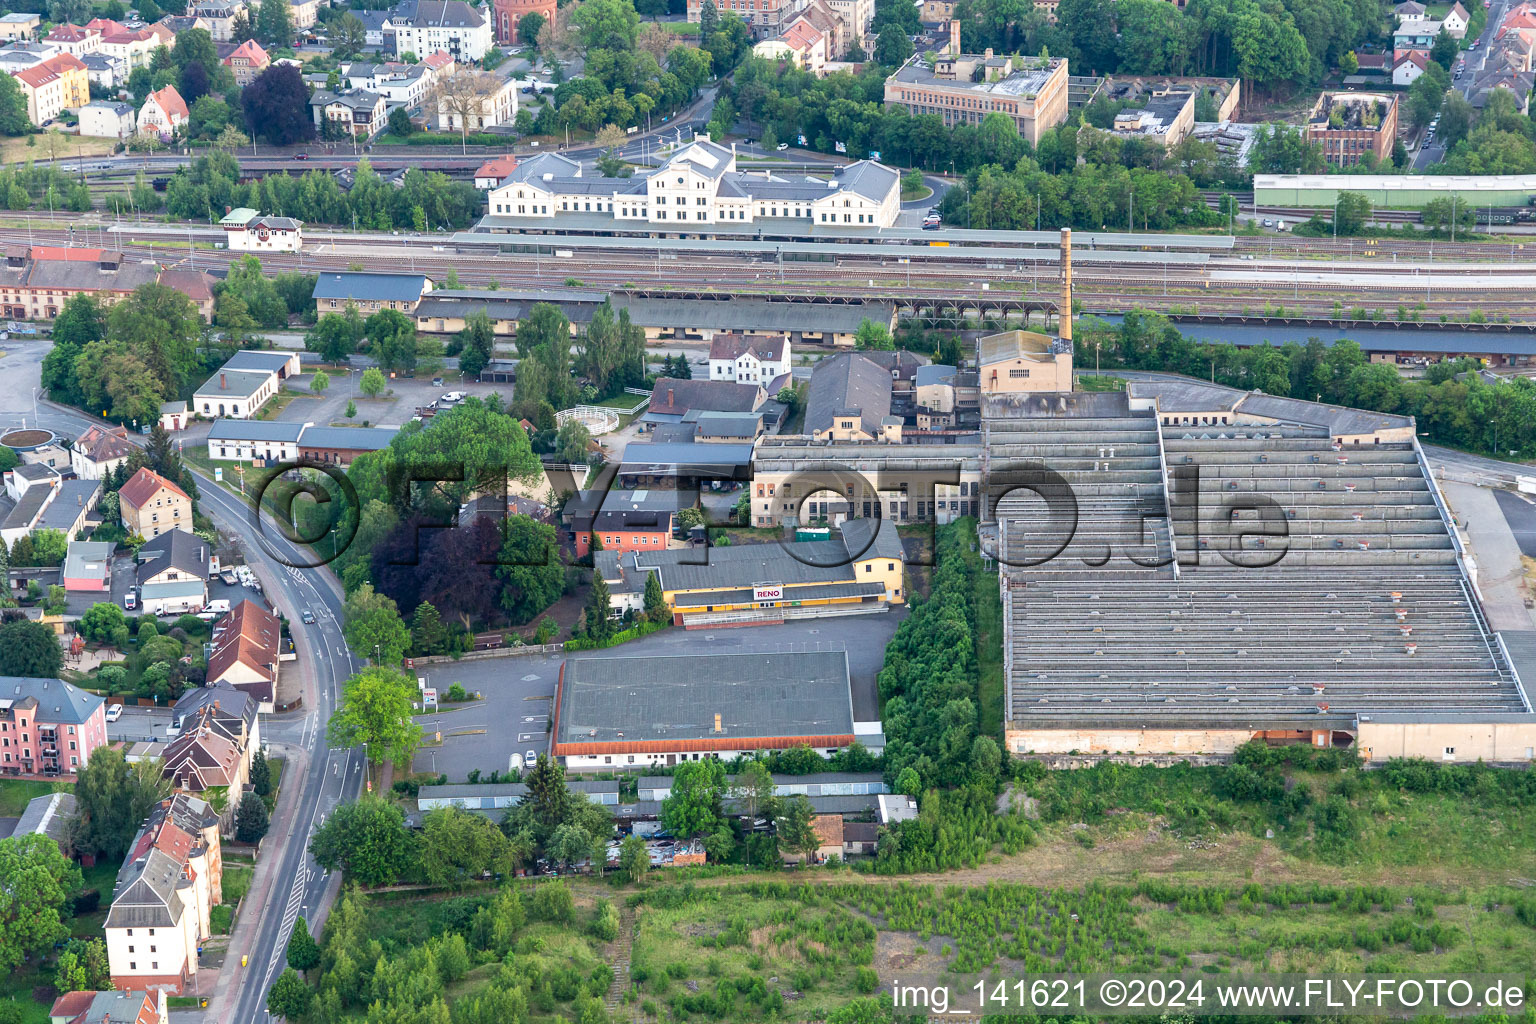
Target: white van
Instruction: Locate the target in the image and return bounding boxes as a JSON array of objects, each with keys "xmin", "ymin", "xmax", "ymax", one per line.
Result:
[{"xmin": 205, "ymin": 599, "xmax": 231, "ymax": 615}]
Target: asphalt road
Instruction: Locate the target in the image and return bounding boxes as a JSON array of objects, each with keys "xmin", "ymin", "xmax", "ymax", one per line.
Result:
[
  {"xmin": 1412, "ymin": 0, "xmax": 1511, "ymax": 169},
  {"xmin": 18, "ymin": 366, "xmax": 364, "ymax": 1023},
  {"xmin": 1494, "ymin": 487, "xmax": 1536, "ymax": 557}
]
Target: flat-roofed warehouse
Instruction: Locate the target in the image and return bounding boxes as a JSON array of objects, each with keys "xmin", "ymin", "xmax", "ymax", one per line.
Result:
[
  {"xmin": 609, "ymin": 294, "xmax": 896, "ymax": 348},
  {"xmin": 595, "ymin": 517, "xmax": 906, "ymax": 628},
  {"xmin": 553, "ymin": 650, "xmax": 867, "ymax": 769},
  {"xmin": 986, "ymin": 386, "xmax": 1533, "ymax": 760}
]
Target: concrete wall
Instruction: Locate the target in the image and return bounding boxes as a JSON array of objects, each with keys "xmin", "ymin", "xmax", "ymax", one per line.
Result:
[
  {"xmin": 1006, "ymin": 726, "xmax": 1259, "ymax": 755},
  {"xmin": 1357, "ymin": 719, "xmax": 1536, "ymax": 763}
]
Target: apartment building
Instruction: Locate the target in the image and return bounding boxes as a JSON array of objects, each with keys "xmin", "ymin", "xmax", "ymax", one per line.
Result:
[
  {"xmin": 137, "ymin": 84, "xmax": 189, "ymax": 137},
  {"xmin": 686, "ymin": 0, "xmax": 804, "ymax": 35},
  {"xmin": 309, "ymin": 87, "xmax": 387, "ymax": 138},
  {"xmin": 389, "ymin": 0, "xmax": 493, "ymax": 62},
  {"xmin": 13, "ymin": 52, "xmax": 88, "ymax": 124},
  {"xmin": 118, "ymin": 467, "xmax": 192, "ymax": 540},
  {"xmin": 221, "ymin": 38, "xmax": 268, "ymax": 85},
  {"xmin": 883, "ymin": 49, "xmax": 1070, "ymax": 144},
  {"xmin": 436, "ymin": 69, "xmax": 518, "ymax": 131},
  {"xmin": 0, "ymin": 675, "xmax": 108, "ymax": 778}
]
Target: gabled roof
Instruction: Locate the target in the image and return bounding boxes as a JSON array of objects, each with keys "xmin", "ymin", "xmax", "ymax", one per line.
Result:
[
  {"xmin": 708, "ymin": 332, "xmax": 788, "ymax": 363},
  {"xmin": 391, "ymin": 0, "xmax": 486, "ymax": 27},
  {"xmin": 0, "ymin": 676, "xmax": 104, "ymax": 725},
  {"xmin": 312, "ymin": 270, "xmax": 431, "ymax": 302},
  {"xmin": 106, "ymin": 845, "xmax": 186, "ymax": 929},
  {"xmin": 162, "ymin": 724, "xmax": 242, "ymax": 790},
  {"xmin": 195, "ymin": 367, "xmax": 273, "ymax": 399},
  {"xmin": 137, "ymin": 528, "xmax": 209, "ymax": 582},
  {"xmin": 52, "ymin": 989, "xmax": 160, "ymax": 1024},
  {"xmin": 647, "ymin": 377, "xmax": 763, "ymax": 414},
  {"xmin": 805, "ymin": 352, "xmax": 893, "ymax": 436},
  {"xmin": 206, "ymin": 600, "xmax": 279, "ymax": 701},
  {"xmin": 208, "ymin": 418, "xmax": 305, "ymax": 443},
  {"xmin": 224, "ymin": 37, "xmax": 268, "ymax": 64},
  {"xmin": 77, "ymin": 424, "xmax": 135, "ymax": 464},
  {"xmin": 144, "ymin": 83, "xmax": 189, "ymax": 120},
  {"xmin": 119, "ymin": 465, "xmax": 189, "ymax": 509},
  {"xmin": 475, "ymin": 153, "xmax": 519, "ymax": 182},
  {"xmin": 172, "ymin": 681, "xmax": 257, "ymax": 736},
  {"xmin": 13, "ymin": 791, "xmax": 76, "ymax": 844}
]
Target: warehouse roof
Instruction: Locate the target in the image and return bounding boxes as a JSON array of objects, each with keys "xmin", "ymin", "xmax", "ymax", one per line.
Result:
[
  {"xmin": 208, "ymin": 419, "xmax": 305, "ymax": 443},
  {"xmin": 555, "ymin": 650, "xmax": 855, "ymax": 751},
  {"xmin": 311, "ymin": 271, "xmax": 432, "ymax": 303},
  {"xmin": 299, "ymin": 426, "xmax": 398, "ymax": 451},
  {"xmin": 611, "ymin": 295, "xmax": 894, "ymax": 335},
  {"xmin": 805, "ymin": 352, "xmax": 894, "ymax": 436}
]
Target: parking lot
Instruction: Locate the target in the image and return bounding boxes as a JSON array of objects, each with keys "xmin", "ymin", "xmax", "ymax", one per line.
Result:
[
  {"xmin": 278, "ymin": 368, "xmax": 512, "ymax": 431},
  {"xmin": 107, "ymin": 705, "xmax": 174, "ymax": 744},
  {"xmin": 410, "ymin": 611, "xmax": 903, "ymax": 782}
]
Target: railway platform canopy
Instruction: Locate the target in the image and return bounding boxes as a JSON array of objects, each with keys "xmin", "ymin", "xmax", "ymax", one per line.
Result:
[{"xmin": 1255, "ymin": 173, "xmax": 1536, "ymax": 209}]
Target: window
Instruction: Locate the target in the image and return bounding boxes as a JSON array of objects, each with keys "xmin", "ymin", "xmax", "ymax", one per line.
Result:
[{"xmin": 1008, "ymin": 368, "xmax": 1030, "ymax": 378}]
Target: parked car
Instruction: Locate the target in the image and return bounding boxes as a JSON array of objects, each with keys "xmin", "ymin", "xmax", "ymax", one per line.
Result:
[
  {"xmin": 776, "ymin": 142, "xmax": 789, "ymax": 151},
  {"xmin": 1262, "ymin": 218, "xmax": 1274, "ymax": 227},
  {"xmin": 105, "ymin": 704, "xmax": 122, "ymax": 723},
  {"xmin": 922, "ymin": 214, "xmax": 941, "ymax": 229},
  {"xmin": 431, "ymin": 376, "xmax": 444, "ymax": 387},
  {"xmin": 123, "ymin": 590, "xmax": 136, "ymax": 610},
  {"xmin": 524, "ymin": 749, "xmax": 538, "ymax": 768}
]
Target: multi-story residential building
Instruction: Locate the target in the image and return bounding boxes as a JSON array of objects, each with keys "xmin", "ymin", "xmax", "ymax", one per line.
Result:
[
  {"xmin": 106, "ymin": 794, "xmax": 222, "ymax": 995},
  {"xmin": 99, "ymin": 27, "xmax": 161, "ymax": 69},
  {"xmin": 686, "ymin": 0, "xmax": 802, "ymax": 35},
  {"xmin": 71, "ymin": 424, "xmax": 135, "ymax": 479},
  {"xmin": 342, "ymin": 59, "xmax": 436, "ymax": 109},
  {"xmin": 884, "ymin": 49, "xmax": 1070, "ymax": 145},
  {"xmin": 290, "ymin": 0, "xmax": 320, "ymax": 30},
  {"xmin": 484, "ymin": 143, "xmax": 902, "ymax": 231},
  {"xmin": 0, "ymin": 12, "xmax": 40, "ymax": 40},
  {"xmin": 754, "ymin": 17, "xmax": 828, "ymax": 74},
  {"xmin": 825, "ymin": 0, "xmax": 873, "ymax": 39},
  {"xmin": 43, "ymin": 23, "xmax": 101, "ymax": 56},
  {"xmin": 205, "ymin": 603, "xmax": 282, "ymax": 709},
  {"xmin": 137, "ymin": 84, "xmax": 188, "ymax": 137},
  {"xmin": 491, "ymin": 0, "xmax": 554, "ymax": 44},
  {"xmin": 81, "ymin": 52, "xmax": 125, "ymax": 88},
  {"xmin": 189, "ymin": 0, "xmax": 246, "ymax": 41},
  {"xmin": 221, "ymin": 37, "xmax": 268, "ymax": 85},
  {"xmin": 708, "ymin": 332, "xmax": 792, "ymax": 385},
  {"xmin": 1306, "ymin": 91, "xmax": 1398, "ymax": 166},
  {"xmin": 13, "ymin": 52, "xmax": 87, "ymax": 124},
  {"xmin": 118, "ymin": 467, "xmax": 192, "ymax": 540},
  {"xmin": 135, "ymin": 529, "xmax": 210, "ymax": 616},
  {"xmin": 389, "ymin": 0, "xmax": 492, "ymax": 62},
  {"xmin": 0, "ymin": 675, "xmax": 108, "ymax": 778},
  {"xmin": 0, "ymin": 247, "xmax": 161, "ymax": 319},
  {"xmin": 1393, "ymin": 16, "xmax": 1441, "ymax": 55},
  {"xmin": 435, "ymin": 69, "xmax": 518, "ymax": 131},
  {"xmin": 309, "ymin": 87, "xmax": 387, "ymax": 137},
  {"xmin": 79, "ymin": 97, "xmax": 134, "ymax": 137}
]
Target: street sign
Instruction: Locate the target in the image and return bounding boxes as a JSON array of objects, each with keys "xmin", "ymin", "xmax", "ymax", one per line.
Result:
[
  {"xmin": 835, "ymin": 141, "xmax": 847, "ymax": 153},
  {"xmin": 423, "ymin": 688, "xmax": 437, "ymax": 707},
  {"xmin": 214, "ymin": 468, "xmax": 223, "ymax": 482},
  {"xmin": 869, "ymin": 150, "xmax": 881, "ymax": 160},
  {"xmin": 798, "ymin": 134, "xmax": 807, "ymax": 146}
]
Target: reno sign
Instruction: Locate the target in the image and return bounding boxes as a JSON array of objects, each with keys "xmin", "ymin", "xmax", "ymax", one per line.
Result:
[{"xmin": 753, "ymin": 584, "xmax": 783, "ymax": 602}]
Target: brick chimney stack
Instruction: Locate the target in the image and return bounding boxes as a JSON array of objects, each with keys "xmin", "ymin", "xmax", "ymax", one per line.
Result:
[{"xmin": 948, "ymin": 18, "xmax": 960, "ymax": 54}]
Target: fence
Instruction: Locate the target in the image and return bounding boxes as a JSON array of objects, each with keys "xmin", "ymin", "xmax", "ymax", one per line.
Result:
[{"xmin": 405, "ymin": 643, "xmax": 564, "ymax": 668}]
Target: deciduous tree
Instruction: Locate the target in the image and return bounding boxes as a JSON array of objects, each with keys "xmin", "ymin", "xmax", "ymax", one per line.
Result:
[
  {"xmin": 0, "ymin": 834, "xmax": 81, "ymax": 974},
  {"xmin": 308, "ymin": 797, "xmax": 413, "ymax": 885},
  {"xmin": 327, "ymin": 666, "xmax": 422, "ymax": 769}
]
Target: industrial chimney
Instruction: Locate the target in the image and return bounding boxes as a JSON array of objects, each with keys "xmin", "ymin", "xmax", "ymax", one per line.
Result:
[{"xmin": 1058, "ymin": 227, "xmax": 1072, "ymax": 345}]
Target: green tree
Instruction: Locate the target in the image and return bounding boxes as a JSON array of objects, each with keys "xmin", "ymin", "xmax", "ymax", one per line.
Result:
[
  {"xmin": 0, "ymin": 834, "xmax": 82, "ymax": 974},
  {"xmin": 776, "ymin": 794, "xmax": 819, "ymax": 862},
  {"xmin": 1334, "ymin": 191, "xmax": 1371, "ymax": 235},
  {"xmin": 388, "ymin": 106, "xmax": 414, "ymax": 137},
  {"xmin": 618, "ymin": 833, "xmax": 649, "ymax": 882},
  {"xmin": 255, "ymin": 0, "xmax": 295, "ymax": 47},
  {"xmin": 554, "ymin": 418, "xmax": 592, "ymax": 464},
  {"xmin": 343, "ymin": 583, "xmax": 411, "ymax": 665},
  {"xmin": 410, "ymin": 600, "xmax": 447, "ymax": 655},
  {"xmin": 309, "ymin": 797, "xmax": 413, "ymax": 886},
  {"xmin": 571, "ymin": 0, "xmax": 640, "ymax": 49},
  {"xmin": 345, "ymin": 399, "xmax": 358, "ymax": 419},
  {"xmin": 286, "ymin": 916, "xmax": 321, "ymax": 972},
  {"xmin": 584, "ymin": 572, "xmax": 614, "ymax": 642},
  {"xmin": 456, "ymin": 309, "xmax": 495, "ymax": 379},
  {"xmin": 1408, "ymin": 62, "xmax": 1451, "ymax": 127},
  {"xmin": 311, "ymin": 369, "xmax": 330, "ymax": 395},
  {"xmin": 520, "ymin": 753, "xmax": 570, "ymax": 842},
  {"xmin": 327, "ymin": 666, "xmax": 423, "ymax": 770},
  {"xmin": 661, "ymin": 758, "xmax": 726, "ymax": 838},
  {"xmin": 643, "ymin": 570, "xmax": 665, "ymax": 621},
  {"xmin": 250, "ymin": 748, "xmax": 272, "ymax": 797},
  {"xmin": 855, "ymin": 318, "xmax": 895, "ymax": 350},
  {"xmin": 732, "ymin": 758, "xmax": 777, "ymax": 822},
  {"xmin": 873, "ymin": 24, "xmax": 913, "ymax": 66},
  {"xmin": 365, "ymin": 308, "xmax": 420, "ymax": 373},
  {"xmin": 359, "ymin": 366, "xmax": 388, "ymax": 397},
  {"xmin": 895, "ymin": 765, "xmax": 922, "ymax": 797},
  {"xmin": 333, "ymin": 10, "xmax": 366, "ymax": 58},
  {"xmin": 305, "ymin": 307, "xmax": 365, "ymax": 363},
  {"xmin": 1430, "ymin": 28, "xmax": 1458, "ymax": 71},
  {"xmin": 421, "ymin": 804, "xmax": 514, "ymax": 885},
  {"xmin": 496, "ymin": 516, "xmax": 564, "ymax": 624},
  {"xmin": 1438, "ymin": 91, "xmax": 1473, "ymax": 149},
  {"xmin": 69, "ymin": 747, "xmax": 172, "ymax": 861},
  {"xmin": 0, "ymin": 617, "xmax": 63, "ymax": 677},
  {"xmin": 0, "ymin": 73, "xmax": 29, "ymax": 136},
  {"xmin": 236, "ymin": 790, "xmax": 270, "ymax": 842},
  {"xmin": 266, "ymin": 967, "xmax": 311, "ymax": 1021},
  {"xmin": 53, "ymin": 938, "xmax": 111, "ymax": 993}
]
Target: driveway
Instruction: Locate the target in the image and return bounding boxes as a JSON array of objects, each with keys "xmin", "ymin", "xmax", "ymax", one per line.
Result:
[
  {"xmin": 1443, "ymin": 481, "xmax": 1536, "ymax": 630},
  {"xmin": 410, "ymin": 610, "xmax": 902, "ymax": 782}
]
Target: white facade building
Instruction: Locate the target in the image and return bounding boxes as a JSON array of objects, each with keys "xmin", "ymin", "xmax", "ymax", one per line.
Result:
[
  {"xmin": 219, "ymin": 207, "xmax": 303, "ymax": 251},
  {"xmin": 205, "ymin": 420, "xmax": 304, "ymax": 462},
  {"xmin": 78, "ymin": 98, "xmax": 134, "ymax": 138},
  {"xmin": 389, "ymin": 0, "xmax": 492, "ymax": 63},
  {"xmin": 484, "ymin": 142, "xmax": 902, "ymax": 231},
  {"xmin": 708, "ymin": 333, "xmax": 792, "ymax": 385}
]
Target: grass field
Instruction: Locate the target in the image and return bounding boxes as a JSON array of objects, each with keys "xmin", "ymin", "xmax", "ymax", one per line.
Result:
[
  {"xmin": 0, "ymin": 134, "xmax": 118, "ymax": 164},
  {"xmin": 0, "ymin": 778, "xmax": 61, "ymax": 816}
]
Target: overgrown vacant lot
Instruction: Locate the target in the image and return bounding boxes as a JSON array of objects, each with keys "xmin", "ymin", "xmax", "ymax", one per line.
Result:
[{"xmin": 627, "ymin": 879, "xmax": 1536, "ymax": 1022}]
